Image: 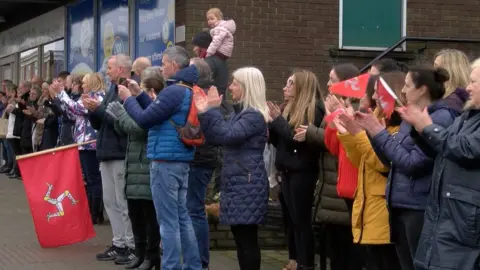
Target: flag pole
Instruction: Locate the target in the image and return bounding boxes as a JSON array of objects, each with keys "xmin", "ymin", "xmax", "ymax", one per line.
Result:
[
  {"xmin": 16, "ymin": 140, "xmax": 97, "ymax": 161},
  {"xmin": 379, "ymin": 77, "xmax": 405, "ymax": 107}
]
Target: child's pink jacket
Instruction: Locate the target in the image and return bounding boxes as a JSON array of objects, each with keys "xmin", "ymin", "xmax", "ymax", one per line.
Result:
[{"xmin": 207, "ymin": 19, "xmax": 236, "ymax": 58}]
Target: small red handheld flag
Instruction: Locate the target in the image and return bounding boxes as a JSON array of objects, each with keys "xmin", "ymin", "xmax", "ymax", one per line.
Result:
[
  {"xmin": 324, "ymin": 108, "xmax": 346, "ymax": 124},
  {"xmin": 329, "ymin": 73, "xmax": 370, "ymax": 99},
  {"xmin": 377, "ymin": 77, "xmax": 402, "ymax": 119},
  {"xmin": 17, "ymin": 146, "xmax": 95, "ymax": 248}
]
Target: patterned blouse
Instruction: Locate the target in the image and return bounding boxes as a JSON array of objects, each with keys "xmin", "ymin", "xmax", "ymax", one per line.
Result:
[{"xmin": 58, "ymin": 90, "xmax": 105, "ymax": 151}]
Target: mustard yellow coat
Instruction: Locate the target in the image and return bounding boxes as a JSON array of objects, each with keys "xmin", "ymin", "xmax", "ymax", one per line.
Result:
[{"xmin": 338, "ymin": 125, "xmax": 400, "ymax": 244}]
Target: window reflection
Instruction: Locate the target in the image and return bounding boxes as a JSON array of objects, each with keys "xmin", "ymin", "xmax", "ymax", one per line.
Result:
[
  {"xmin": 20, "ymin": 48, "xmax": 38, "ymax": 82},
  {"xmin": 43, "ymin": 39, "xmax": 65, "ymax": 81}
]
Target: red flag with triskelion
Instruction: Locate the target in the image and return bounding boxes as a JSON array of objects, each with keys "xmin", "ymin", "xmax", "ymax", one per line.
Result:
[
  {"xmin": 329, "ymin": 73, "xmax": 370, "ymax": 99},
  {"xmin": 17, "ymin": 146, "xmax": 95, "ymax": 248},
  {"xmin": 376, "ymin": 76, "xmax": 399, "ymax": 119}
]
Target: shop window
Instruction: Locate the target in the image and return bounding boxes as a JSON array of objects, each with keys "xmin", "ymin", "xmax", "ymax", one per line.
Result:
[
  {"xmin": 43, "ymin": 39, "xmax": 65, "ymax": 82},
  {"xmin": 20, "ymin": 48, "xmax": 39, "ymax": 82},
  {"xmin": 340, "ymin": 0, "xmax": 406, "ymax": 50}
]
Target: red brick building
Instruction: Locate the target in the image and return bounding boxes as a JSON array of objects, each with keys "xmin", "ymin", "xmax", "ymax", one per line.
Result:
[{"xmin": 176, "ymin": 0, "xmax": 480, "ymax": 100}]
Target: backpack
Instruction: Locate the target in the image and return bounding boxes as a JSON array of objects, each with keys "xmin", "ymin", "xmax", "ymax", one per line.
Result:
[{"xmin": 169, "ymin": 83, "xmax": 206, "ymax": 147}]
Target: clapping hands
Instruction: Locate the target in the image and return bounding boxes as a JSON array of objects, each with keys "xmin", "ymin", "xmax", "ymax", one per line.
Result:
[
  {"xmin": 354, "ymin": 110, "xmax": 386, "ymax": 136},
  {"xmin": 105, "ymin": 101, "xmax": 125, "ymax": 120},
  {"xmin": 293, "ymin": 125, "xmax": 309, "ymax": 142},
  {"xmin": 81, "ymin": 94, "xmax": 101, "ymax": 111},
  {"xmin": 396, "ymin": 105, "xmax": 432, "ymax": 132},
  {"xmin": 193, "ymin": 86, "xmax": 222, "ymax": 113},
  {"xmin": 266, "ymin": 102, "xmax": 281, "ymax": 122}
]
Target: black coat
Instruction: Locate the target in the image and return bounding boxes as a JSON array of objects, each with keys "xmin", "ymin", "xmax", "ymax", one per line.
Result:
[
  {"xmin": 19, "ymin": 100, "xmax": 39, "ymax": 150},
  {"xmin": 269, "ymin": 102, "xmax": 325, "ymax": 172},
  {"xmin": 40, "ymin": 99, "xmax": 59, "ymax": 151},
  {"xmin": 49, "ymin": 96, "xmax": 76, "ymax": 146},
  {"xmin": 89, "ymin": 84, "xmax": 127, "ymax": 161},
  {"xmin": 204, "ymin": 55, "xmax": 229, "ymax": 97},
  {"xmin": 11, "ymin": 92, "xmax": 29, "ymax": 137},
  {"xmin": 414, "ymin": 110, "xmax": 480, "ymax": 270},
  {"xmin": 307, "ymin": 121, "xmax": 350, "ymax": 226}
]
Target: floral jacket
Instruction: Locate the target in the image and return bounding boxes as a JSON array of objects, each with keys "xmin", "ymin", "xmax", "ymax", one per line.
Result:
[{"xmin": 58, "ymin": 90, "xmax": 105, "ymax": 150}]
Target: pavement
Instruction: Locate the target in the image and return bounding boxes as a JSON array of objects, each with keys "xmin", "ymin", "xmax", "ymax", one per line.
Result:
[{"xmin": 0, "ymin": 174, "xmax": 289, "ymax": 270}]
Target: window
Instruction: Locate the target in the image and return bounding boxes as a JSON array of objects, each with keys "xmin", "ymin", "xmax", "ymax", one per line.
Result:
[
  {"xmin": 43, "ymin": 39, "xmax": 65, "ymax": 81},
  {"xmin": 20, "ymin": 48, "xmax": 39, "ymax": 81},
  {"xmin": 339, "ymin": 0, "xmax": 406, "ymax": 50}
]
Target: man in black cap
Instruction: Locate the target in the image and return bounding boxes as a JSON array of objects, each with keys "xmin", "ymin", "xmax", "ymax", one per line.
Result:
[{"xmin": 192, "ymin": 30, "xmax": 229, "ymax": 97}]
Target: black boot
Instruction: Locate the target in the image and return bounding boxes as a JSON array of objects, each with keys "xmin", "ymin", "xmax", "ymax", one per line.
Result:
[
  {"xmin": 136, "ymin": 257, "xmax": 160, "ymax": 270},
  {"xmin": 125, "ymin": 256, "xmax": 144, "ymax": 269},
  {"xmin": 6, "ymin": 168, "xmax": 14, "ymax": 176},
  {"xmin": 124, "ymin": 246, "xmax": 145, "ymax": 269}
]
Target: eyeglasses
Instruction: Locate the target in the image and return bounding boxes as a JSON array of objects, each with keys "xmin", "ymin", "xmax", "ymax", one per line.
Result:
[{"xmin": 286, "ymin": 80, "xmax": 294, "ymax": 87}]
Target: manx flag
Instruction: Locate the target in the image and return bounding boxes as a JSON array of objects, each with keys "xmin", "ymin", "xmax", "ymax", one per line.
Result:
[
  {"xmin": 17, "ymin": 145, "xmax": 95, "ymax": 248},
  {"xmin": 377, "ymin": 76, "xmax": 403, "ymax": 119},
  {"xmin": 329, "ymin": 73, "xmax": 370, "ymax": 99}
]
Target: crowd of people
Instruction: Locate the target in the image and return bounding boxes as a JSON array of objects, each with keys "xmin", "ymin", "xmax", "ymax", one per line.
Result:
[
  {"xmin": 0, "ymin": 7, "xmax": 479, "ymax": 270},
  {"xmin": 283, "ymin": 50, "xmax": 479, "ymax": 270}
]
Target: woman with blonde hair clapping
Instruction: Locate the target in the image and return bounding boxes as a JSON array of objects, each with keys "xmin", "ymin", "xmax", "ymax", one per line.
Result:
[{"xmin": 194, "ymin": 67, "xmax": 269, "ymax": 270}]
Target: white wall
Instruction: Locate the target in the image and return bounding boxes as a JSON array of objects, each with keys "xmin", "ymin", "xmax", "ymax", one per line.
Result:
[{"xmin": 0, "ymin": 7, "xmax": 65, "ymax": 58}]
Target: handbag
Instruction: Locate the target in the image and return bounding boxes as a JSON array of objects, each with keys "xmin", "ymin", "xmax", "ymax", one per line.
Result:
[
  {"xmin": 0, "ymin": 110, "xmax": 9, "ymax": 138},
  {"xmin": 263, "ymin": 143, "xmax": 278, "ymax": 188}
]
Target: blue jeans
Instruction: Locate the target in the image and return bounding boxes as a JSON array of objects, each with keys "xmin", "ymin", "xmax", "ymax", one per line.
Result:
[
  {"xmin": 150, "ymin": 161, "xmax": 201, "ymax": 270},
  {"xmin": 187, "ymin": 166, "xmax": 214, "ymax": 268},
  {"xmin": 1, "ymin": 139, "xmax": 13, "ymax": 169}
]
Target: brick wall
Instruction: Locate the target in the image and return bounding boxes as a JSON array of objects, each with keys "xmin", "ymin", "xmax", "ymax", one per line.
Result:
[
  {"xmin": 176, "ymin": 0, "xmax": 480, "ymax": 100},
  {"xmin": 406, "ymin": 1, "xmax": 480, "ymax": 64}
]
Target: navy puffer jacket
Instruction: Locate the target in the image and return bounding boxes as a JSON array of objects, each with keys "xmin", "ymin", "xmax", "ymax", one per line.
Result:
[
  {"xmin": 370, "ymin": 100, "xmax": 455, "ymax": 210},
  {"xmin": 199, "ymin": 103, "xmax": 269, "ymax": 225}
]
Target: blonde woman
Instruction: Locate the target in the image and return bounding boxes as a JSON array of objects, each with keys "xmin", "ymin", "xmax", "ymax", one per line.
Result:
[
  {"xmin": 54, "ymin": 72, "xmax": 106, "ymax": 224},
  {"xmin": 194, "ymin": 67, "xmax": 269, "ymax": 270},
  {"xmin": 267, "ymin": 69, "xmax": 324, "ymax": 270},
  {"xmin": 433, "ymin": 49, "xmax": 471, "ymax": 116}
]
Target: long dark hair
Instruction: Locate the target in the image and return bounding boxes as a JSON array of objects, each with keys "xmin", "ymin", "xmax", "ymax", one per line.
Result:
[{"xmin": 365, "ymin": 74, "xmax": 379, "ymax": 111}]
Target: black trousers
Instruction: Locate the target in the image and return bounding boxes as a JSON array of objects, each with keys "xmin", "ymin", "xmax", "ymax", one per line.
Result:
[
  {"xmin": 325, "ymin": 223, "xmax": 364, "ymax": 270},
  {"xmin": 79, "ymin": 150, "xmax": 103, "ymax": 223},
  {"xmin": 365, "ymin": 244, "xmax": 401, "ymax": 270},
  {"xmin": 7, "ymin": 139, "xmax": 21, "ymax": 175},
  {"xmin": 281, "ymin": 171, "xmax": 317, "ymax": 267},
  {"xmin": 231, "ymin": 224, "xmax": 261, "ymax": 270},
  {"xmin": 127, "ymin": 199, "xmax": 161, "ymax": 259},
  {"xmin": 279, "ymin": 189, "xmax": 296, "ymax": 260},
  {"xmin": 390, "ymin": 208, "xmax": 425, "ymax": 270}
]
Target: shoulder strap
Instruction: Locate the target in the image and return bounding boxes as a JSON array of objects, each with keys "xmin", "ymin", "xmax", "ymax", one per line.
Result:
[
  {"xmin": 169, "ymin": 82, "xmax": 193, "ymax": 128},
  {"xmin": 177, "ymin": 81, "xmax": 193, "ymax": 90}
]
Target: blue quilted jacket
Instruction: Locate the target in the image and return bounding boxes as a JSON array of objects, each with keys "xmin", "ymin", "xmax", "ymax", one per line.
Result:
[
  {"xmin": 123, "ymin": 65, "xmax": 198, "ymax": 161},
  {"xmin": 199, "ymin": 104, "xmax": 269, "ymax": 225},
  {"xmin": 370, "ymin": 101, "xmax": 455, "ymax": 210}
]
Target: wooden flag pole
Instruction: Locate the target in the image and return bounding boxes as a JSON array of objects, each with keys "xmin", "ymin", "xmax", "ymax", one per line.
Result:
[{"xmin": 16, "ymin": 140, "xmax": 97, "ymax": 161}]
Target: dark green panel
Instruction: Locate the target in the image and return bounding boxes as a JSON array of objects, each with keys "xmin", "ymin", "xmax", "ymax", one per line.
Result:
[{"xmin": 342, "ymin": 0, "xmax": 402, "ymax": 48}]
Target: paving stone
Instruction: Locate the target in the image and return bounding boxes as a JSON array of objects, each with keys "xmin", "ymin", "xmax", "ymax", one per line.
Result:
[{"xmin": 0, "ymin": 175, "xmax": 289, "ymax": 270}]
